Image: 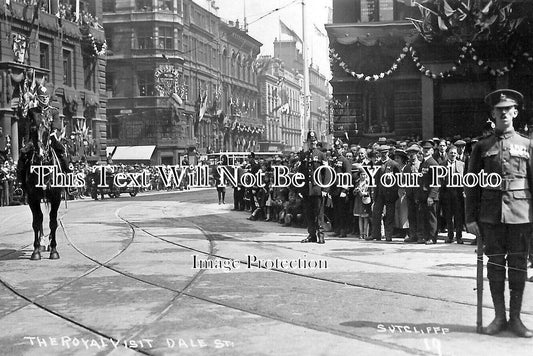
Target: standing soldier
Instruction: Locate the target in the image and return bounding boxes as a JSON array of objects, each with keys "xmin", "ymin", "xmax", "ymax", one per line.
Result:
[
  {"xmin": 416, "ymin": 140, "xmax": 440, "ymax": 244},
  {"xmin": 330, "ymin": 144, "xmax": 352, "ymax": 237},
  {"xmin": 466, "ymin": 89, "xmax": 532, "ymax": 338},
  {"xmin": 299, "ymin": 131, "xmax": 328, "ymax": 244},
  {"xmin": 370, "ymin": 145, "xmax": 400, "ymax": 241}
]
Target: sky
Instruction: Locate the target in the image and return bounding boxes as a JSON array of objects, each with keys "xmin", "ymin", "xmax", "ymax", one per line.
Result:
[{"xmin": 195, "ymin": 0, "xmax": 333, "ymax": 79}]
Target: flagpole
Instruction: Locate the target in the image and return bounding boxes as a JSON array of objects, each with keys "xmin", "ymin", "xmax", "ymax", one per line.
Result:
[{"xmin": 302, "ymin": 1, "xmax": 310, "ymax": 139}]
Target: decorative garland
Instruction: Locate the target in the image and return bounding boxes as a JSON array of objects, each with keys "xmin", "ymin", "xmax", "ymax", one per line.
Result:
[
  {"xmin": 232, "ymin": 124, "xmax": 265, "ymax": 135},
  {"xmin": 330, "ymin": 41, "xmax": 533, "ymax": 81},
  {"xmin": 329, "ymin": 46, "xmax": 409, "ymax": 82},
  {"xmin": 80, "ymin": 25, "xmax": 107, "ymax": 57},
  {"xmin": 86, "ymin": 31, "xmax": 108, "ymax": 57}
]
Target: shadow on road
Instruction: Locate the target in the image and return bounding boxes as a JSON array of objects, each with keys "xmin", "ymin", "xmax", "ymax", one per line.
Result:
[{"xmin": 0, "ymin": 249, "xmax": 28, "ymax": 261}]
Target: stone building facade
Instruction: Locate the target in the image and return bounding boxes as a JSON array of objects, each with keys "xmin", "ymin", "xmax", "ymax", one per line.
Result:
[
  {"xmin": 103, "ymin": 0, "xmax": 262, "ymax": 164},
  {"xmin": 0, "ymin": 0, "xmax": 107, "ymax": 162}
]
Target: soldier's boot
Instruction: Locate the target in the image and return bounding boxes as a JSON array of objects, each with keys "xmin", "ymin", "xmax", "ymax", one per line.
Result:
[
  {"xmin": 317, "ymin": 231, "xmax": 325, "ymax": 244},
  {"xmin": 301, "ymin": 235, "xmax": 317, "ymax": 243},
  {"xmin": 484, "ymin": 280, "xmax": 507, "ymax": 335},
  {"xmin": 508, "ymin": 282, "xmax": 533, "ymax": 338}
]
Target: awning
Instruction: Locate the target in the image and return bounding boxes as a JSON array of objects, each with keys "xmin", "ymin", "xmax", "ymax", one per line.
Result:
[
  {"xmin": 325, "ymin": 22, "xmax": 417, "ymax": 46},
  {"xmin": 106, "ymin": 146, "xmax": 116, "ymax": 156},
  {"xmin": 111, "ymin": 146, "xmax": 156, "ymax": 161}
]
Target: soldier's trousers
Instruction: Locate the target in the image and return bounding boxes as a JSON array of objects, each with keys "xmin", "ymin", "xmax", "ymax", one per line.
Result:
[
  {"xmin": 233, "ymin": 186, "xmax": 245, "ymax": 210},
  {"xmin": 480, "ymin": 223, "xmax": 531, "ymax": 283},
  {"xmin": 372, "ymin": 194, "xmax": 395, "ymax": 240},
  {"xmin": 406, "ymin": 196, "xmax": 418, "ymax": 239},
  {"xmin": 416, "ymin": 200, "xmax": 437, "ymax": 241},
  {"xmin": 332, "ymin": 195, "xmax": 350, "ymax": 234},
  {"xmin": 441, "ymin": 191, "xmax": 464, "ymax": 239},
  {"xmin": 303, "ymin": 195, "xmax": 323, "ymax": 238}
]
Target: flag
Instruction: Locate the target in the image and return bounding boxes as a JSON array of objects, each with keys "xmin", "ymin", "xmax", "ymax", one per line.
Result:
[
  {"xmin": 198, "ymin": 93, "xmax": 208, "ymax": 121},
  {"xmin": 280, "ymin": 20, "xmax": 302, "ymax": 43},
  {"xmin": 280, "ymin": 103, "xmax": 290, "ymax": 114}
]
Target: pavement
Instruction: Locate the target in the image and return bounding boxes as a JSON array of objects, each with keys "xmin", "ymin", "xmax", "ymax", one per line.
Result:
[{"xmin": 0, "ymin": 188, "xmax": 532, "ymax": 356}]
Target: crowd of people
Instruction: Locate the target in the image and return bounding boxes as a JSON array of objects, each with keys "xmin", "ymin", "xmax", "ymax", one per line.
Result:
[{"xmin": 220, "ymin": 134, "xmax": 485, "ymax": 245}]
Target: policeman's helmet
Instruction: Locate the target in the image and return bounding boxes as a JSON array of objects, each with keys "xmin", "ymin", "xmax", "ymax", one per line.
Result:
[
  {"xmin": 36, "ymin": 85, "xmax": 50, "ymax": 108},
  {"xmin": 306, "ymin": 130, "xmax": 318, "ymax": 142}
]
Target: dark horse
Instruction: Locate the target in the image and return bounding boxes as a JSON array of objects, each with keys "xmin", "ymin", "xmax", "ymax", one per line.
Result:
[{"xmin": 19, "ymin": 113, "xmax": 62, "ymax": 260}]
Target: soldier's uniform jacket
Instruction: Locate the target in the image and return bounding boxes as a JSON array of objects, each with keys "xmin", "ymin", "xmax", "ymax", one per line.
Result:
[
  {"xmin": 465, "ymin": 129, "xmax": 533, "ymax": 224},
  {"xmin": 374, "ymin": 158, "xmax": 400, "ymax": 202},
  {"xmin": 25, "ymin": 105, "xmax": 63, "ymax": 153},
  {"xmin": 329, "ymin": 154, "xmax": 351, "ymax": 197},
  {"xmin": 415, "ymin": 156, "xmax": 440, "ymax": 202},
  {"xmin": 298, "ymin": 148, "xmax": 328, "ymax": 197},
  {"xmin": 403, "ymin": 160, "xmax": 420, "ymax": 198}
]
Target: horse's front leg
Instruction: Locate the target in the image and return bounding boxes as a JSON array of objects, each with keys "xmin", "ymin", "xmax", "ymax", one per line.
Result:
[
  {"xmin": 48, "ymin": 191, "xmax": 61, "ymax": 260},
  {"xmin": 28, "ymin": 196, "xmax": 43, "ymax": 260}
]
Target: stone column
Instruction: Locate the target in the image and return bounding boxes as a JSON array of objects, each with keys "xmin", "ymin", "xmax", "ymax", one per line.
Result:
[{"xmin": 10, "ymin": 114, "xmax": 18, "ymax": 162}]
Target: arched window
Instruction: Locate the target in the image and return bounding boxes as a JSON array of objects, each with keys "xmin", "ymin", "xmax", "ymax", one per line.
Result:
[
  {"xmin": 231, "ymin": 51, "xmax": 236, "ymax": 77},
  {"xmin": 222, "ymin": 47, "xmax": 228, "ymax": 75}
]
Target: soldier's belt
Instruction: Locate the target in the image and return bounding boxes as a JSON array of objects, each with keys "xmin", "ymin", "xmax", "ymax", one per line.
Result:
[{"xmin": 485, "ymin": 178, "xmax": 529, "ymax": 191}]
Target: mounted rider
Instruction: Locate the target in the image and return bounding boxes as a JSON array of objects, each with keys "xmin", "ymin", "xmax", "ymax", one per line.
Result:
[{"xmin": 17, "ymin": 84, "xmax": 70, "ymax": 190}]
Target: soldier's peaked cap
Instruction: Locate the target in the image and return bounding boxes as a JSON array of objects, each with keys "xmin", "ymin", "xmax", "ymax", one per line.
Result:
[
  {"xmin": 484, "ymin": 89, "xmax": 523, "ymax": 108},
  {"xmin": 421, "ymin": 140, "xmax": 434, "ymax": 149}
]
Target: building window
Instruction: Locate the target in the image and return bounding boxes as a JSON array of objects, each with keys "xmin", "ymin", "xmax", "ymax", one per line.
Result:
[
  {"xmin": 177, "ymin": 29, "xmax": 183, "ymax": 51},
  {"xmin": 138, "ymin": 71, "xmax": 155, "ymax": 96},
  {"xmin": 158, "ymin": 0, "xmax": 173, "ymax": 11},
  {"xmin": 106, "ymin": 72, "xmax": 115, "ymax": 97},
  {"xmin": 107, "ymin": 116, "xmax": 120, "ymax": 139},
  {"xmin": 39, "ymin": 42, "xmax": 50, "ymax": 70},
  {"xmin": 183, "ymin": 34, "xmax": 189, "ymax": 54},
  {"xmin": 137, "ymin": 28, "xmax": 154, "ymax": 49},
  {"xmin": 136, "ymin": 0, "xmax": 152, "ymax": 11},
  {"xmin": 83, "ymin": 56, "xmax": 94, "ymax": 91},
  {"xmin": 63, "ymin": 48, "xmax": 73, "ymax": 86},
  {"xmin": 102, "ymin": 0, "xmax": 115, "ymax": 12},
  {"xmin": 158, "ymin": 26, "xmax": 174, "ymax": 49}
]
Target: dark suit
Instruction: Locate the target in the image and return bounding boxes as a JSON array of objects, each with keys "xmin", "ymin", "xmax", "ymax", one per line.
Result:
[
  {"xmin": 440, "ymin": 160, "xmax": 465, "ymax": 241},
  {"xmin": 416, "ymin": 156, "xmax": 440, "ymax": 242},
  {"xmin": 403, "ymin": 160, "xmax": 420, "ymax": 241},
  {"xmin": 330, "ymin": 154, "xmax": 352, "ymax": 236},
  {"xmin": 298, "ymin": 148, "xmax": 328, "ymax": 240},
  {"xmin": 371, "ymin": 158, "xmax": 400, "ymax": 240}
]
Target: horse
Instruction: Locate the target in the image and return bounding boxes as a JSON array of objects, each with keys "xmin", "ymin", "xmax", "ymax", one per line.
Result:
[{"xmin": 19, "ymin": 109, "xmax": 63, "ymax": 261}]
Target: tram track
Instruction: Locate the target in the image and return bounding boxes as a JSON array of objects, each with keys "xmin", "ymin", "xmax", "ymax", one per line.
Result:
[
  {"xmin": 124, "ymin": 203, "xmax": 508, "ymax": 316},
  {"xmin": 0, "ymin": 206, "xmax": 152, "ymax": 355},
  {"xmin": 0, "ymin": 192, "xmax": 506, "ymax": 355},
  {"xmin": 0, "ymin": 201, "xmax": 221, "ymax": 356},
  {"xmin": 0, "ymin": 198, "xmax": 436, "ymax": 355}
]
